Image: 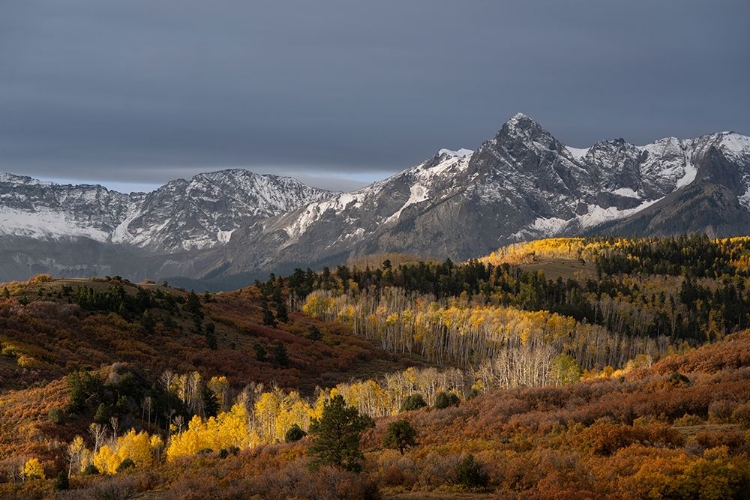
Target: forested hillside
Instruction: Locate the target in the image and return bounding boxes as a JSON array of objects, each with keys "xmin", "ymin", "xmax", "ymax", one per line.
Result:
[{"xmin": 1, "ymin": 237, "xmax": 749, "ymax": 499}]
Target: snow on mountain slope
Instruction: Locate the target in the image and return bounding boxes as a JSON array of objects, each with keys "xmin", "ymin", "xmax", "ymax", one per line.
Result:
[
  {"xmin": 0, "ymin": 170, "xmax": 333, "ymax": 253},
  {"xmin": 220, "ymin": 114, "xmax": 750, "ymax": 278},
  {"xmin": 2, "ymin": 115, "xmax": 749, "ymax": 286}
]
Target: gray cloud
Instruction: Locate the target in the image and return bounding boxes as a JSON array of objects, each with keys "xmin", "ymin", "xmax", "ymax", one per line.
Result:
[{"xmin": 1, "ymin": 0, "xmax": 748, "ymax": 192}]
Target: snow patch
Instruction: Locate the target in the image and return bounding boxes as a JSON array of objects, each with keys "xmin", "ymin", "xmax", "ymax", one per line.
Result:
[
  {"xmin": 530, "ymin": 217, "xmax": 568, "ymax": 234},
  {"xmin": 739, "ymin": 185, "xmax": 750, "ymax": 210},
  {"xmin": 720, "ymin": 133, "xmax": 750, "ymax": 161},
  {"xmin": 438, "ymin": 148, "xmax": 473, "ymax": 158},
  {"xmin": 675, "ymin": 160, "xmax": 697, "ymax": 188},
  {"xmin": 0, "ymin": 208, "xmax": 110, "ymax": 242},
  {"xmin": 565, "ymin": 146, "xmax": 590, "ymax": 161},
  {"xmin": 385, "ymin": 183, "xmax": 430, "ymax": 223},
  {"xmin": 612, "ymin": 187, "xmax": 640, "ymax": 198},
  {"xmin": 217, "ymin": 229, "xmax": 235, "ymax": 244},
  {"xmin": 579, "ymin": 200, "xmax": 658, "ymax": 228}
]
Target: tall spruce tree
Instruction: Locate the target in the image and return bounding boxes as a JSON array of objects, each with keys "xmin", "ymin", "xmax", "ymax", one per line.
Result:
[{"xmin": 307, "ymin": 395, "xmax": 373, "ymax": 472}]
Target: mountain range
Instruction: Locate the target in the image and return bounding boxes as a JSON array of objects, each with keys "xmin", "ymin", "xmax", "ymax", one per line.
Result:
[{"xmin": 1, "ymin": 113, "xmax": 749, "ymax": 289}]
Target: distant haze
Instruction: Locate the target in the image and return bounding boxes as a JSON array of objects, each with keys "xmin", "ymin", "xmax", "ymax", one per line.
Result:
[{"xmin": 1, "ymin": 1, "xmax": 748, "ymax": 193}]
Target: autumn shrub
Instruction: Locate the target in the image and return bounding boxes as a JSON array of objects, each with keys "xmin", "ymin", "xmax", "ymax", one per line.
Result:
[
  {"xmin": 731, "ymin": 402, "xmax": 750, "ymax": 428},
  {"xmin": 165, "ymin": 475, "xmax": 222, "ymax": 500},
  {"xmin": 574, "ymin": 421, "xmax": 683, "ymax": 456},
  {"xmin": 708, "ymin": 399, "xmax": 735, "ymax": 423},
  {"xmin": 694, "ymin": 430, "xmax": 748, "ymax": 455},
  {"xmin": 248, "ymin": 460, "xmax": 380, "ymax": 500},
  {"xmin": 417, "ymin": 452, "xmax": 462, "ymax": 488},
  {"xmin": 48, "ymin": 407, "xmax": 65, "ymax": 424},
  {"xmin": 674, "ymin": 413, "xmax": 705, "ymax": 426},
  {"xmin": 59, "ymin": 476, "xmax": 136, "ymax": 500}
]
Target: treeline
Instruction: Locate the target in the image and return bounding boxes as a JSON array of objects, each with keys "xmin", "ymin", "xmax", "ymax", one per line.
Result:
[
  {"xmin": 592, "ymin": 235, "xmax": 750, "ymax": 278},
  {"xmin": 281, "ymin": 237, "xmax": 750, "ymax": 355}
]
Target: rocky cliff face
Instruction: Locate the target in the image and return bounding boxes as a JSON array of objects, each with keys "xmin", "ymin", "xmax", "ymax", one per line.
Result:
[
  {"xmin": 216, "ymin": 114, "xmax": 750, "ymax": 279},
  {"xmin": 1, "ymin": 114, "xmax": 748, "ymax": 288}
]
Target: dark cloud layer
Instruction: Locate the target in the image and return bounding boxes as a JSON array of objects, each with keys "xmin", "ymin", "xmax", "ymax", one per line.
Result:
[{"xmin": 1, "ymin": 1, "xmax": 748, "ymax": 192}]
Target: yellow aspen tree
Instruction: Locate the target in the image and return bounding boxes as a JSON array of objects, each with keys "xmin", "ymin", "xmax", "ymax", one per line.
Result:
[
  {"xmin": 66, "ymin": 436, "xmax": 85, "ymax": 477},
  {"xmin": 23, "ymin": 458, "xmax": 45, "ymax": 481},
  {"xmin": 116, "ymin": 429, "xmax": 153, "ymax": 469},
  {"xmin": 93, "ymin": 444, "xmax": 120, "ymax": 474}
]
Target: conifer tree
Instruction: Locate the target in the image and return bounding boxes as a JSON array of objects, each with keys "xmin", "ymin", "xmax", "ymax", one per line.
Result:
[
  {"xmin": 383, "ymin": 419, "xmax": 418, "ymax": 455},
  {"xmin": 308, "ymin": 395, "xmax": 373, "ymax": 472}
]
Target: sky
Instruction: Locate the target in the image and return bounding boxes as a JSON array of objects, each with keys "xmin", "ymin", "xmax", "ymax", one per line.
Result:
[{"xmin": 1, "ymin": 1, "xmax": 748, "ymax": 194}]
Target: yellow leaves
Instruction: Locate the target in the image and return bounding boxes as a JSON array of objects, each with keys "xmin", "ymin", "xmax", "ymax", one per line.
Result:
[
  {"xmin": 90, "ymin": 429, "xmax": 160, "ymax": 473},
  {"xmin": 117, "ymin": 430, "xmax": 154, "ymax": 469},
  {"xmin": 166, "ymin": 403, "xmax": 255, "ymax": 461},
  {"xmin": 69, "ymin": 435, "xmax": 85, "ymax": 456},
  {"xmin": 23, "ymin": 458, "xmax": 44, "ymax": 480},
  {"xmin": 93, "ymin": 444, "xmax": 119, "ymax": 475}
]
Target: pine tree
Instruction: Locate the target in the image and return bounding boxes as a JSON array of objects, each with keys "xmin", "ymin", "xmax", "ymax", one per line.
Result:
[
  {"xmin": 273, "ymin": 342, "xmax": 289, "ymax": 367},
  {"xmin": 276, "ymin": 301, "xmax": 289, "ymax": 323},
  {"xmin": 383, "ymin": 419, "xmax": 418, "ymax": 455},
  {"xmin": 253, "ymin": 343, "xmax": 267, "ymax": 362},
  {"xmin": 308, "ymin": 395, "xmax": 373, "ymax": 472},
  {"xmin": 201, "ymin": 387, "xmax": 220, "ymax": 418},
  {"xmin": 205, "ymin": 322, "xmax": 217, "ymax": 350},
  {"xmin": 262, "ymin": 301, "xmax": 277, "ymax": 327}
]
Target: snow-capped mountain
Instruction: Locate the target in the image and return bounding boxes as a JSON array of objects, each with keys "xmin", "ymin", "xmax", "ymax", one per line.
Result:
[
  {"xmin": 0, "ymin": 170, "xmax": 332, "ymax": 281},
  {"xmin": 213, "ymin": 114, "xmax": 750, "ymax": 278},
  {"xmin": 0, "ymin": 170, "xmax": 332, "ymax": 252},
  {"xmin": 1, "ymin": 114, "xmax": 749, "ymax": 288}
]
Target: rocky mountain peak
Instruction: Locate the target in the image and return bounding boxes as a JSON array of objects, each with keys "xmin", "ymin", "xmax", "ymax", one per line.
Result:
[
  {"xmin": 2, "ymin": 116, "xmax": 750, "ymax": 289},
  {"xmin": 493, "ymin": 112, "xmax": 562, "ymax": 158}
]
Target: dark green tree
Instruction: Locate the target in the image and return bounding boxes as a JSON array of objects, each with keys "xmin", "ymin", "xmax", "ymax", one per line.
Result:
[
  {"xmin": 383, "ymin": 419, "xmax": 418, "ymax": 455},
  {"xmin": 116, "ymin": 458, "xmax": 135, "ymax": 473},
  {"xmin": 54, "ymin": 471, "xmax": 69, "ymax": 490},
  {"xmin": 285, "ymin": 423, "xmax": 307, "ymax": 443},
  {"xmin": 262, "ymin": 301, "xmax": 277, "ymax": 327},
  {"xmin": 205, "ymin": 322, "xmax": 217, "ymax": 350},
  {"xmin": 307, "ymin": 325, "xmax": 322, "ymax": 341},
  {"xmin": 456, "ymin": 454, "xmax": 489, "ymax": 489},
  {"xmin": 185, "ymin": 290, "xmax": 203, "ymax": 317},
  {"xmin": 273, "ymin": 341, "xmax": 289, "ymax": 367},
  {"xmin": 276, "ymin": 301, "xmax": 289, "ymax": 323},
  {"xmin": 253, "ymin": 343, "xmax": 267, "ymax": 362},
  {"xmin": 434, "ymin": 391, "xmax": 460, "ymax": 409},
  {"xmin": 93, "ymin": 403, "xmax": 111, "ymax": 424},
  {"xmin": 141, "ymin": 310, "xmax": 156, "ymax": 334},
  {"xmin": 400, "ymin": 394, "xmax": 427, "ymax": 412},
  {"xmin": 307, "ymin": 395, "xmax": 374, "ymax": 472},
  {"xmin": 201, "ymin": 387, "xmax": 220, "ymax": 418}
]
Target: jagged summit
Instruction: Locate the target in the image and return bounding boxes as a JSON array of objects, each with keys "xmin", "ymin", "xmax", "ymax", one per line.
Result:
[
  {"xmin": 0, "ymin": 169, "xmax": 333, "ymax": 256},
  {"xmin": 1, "ymin": 115, "xmax": 749, "ymax": 288}
]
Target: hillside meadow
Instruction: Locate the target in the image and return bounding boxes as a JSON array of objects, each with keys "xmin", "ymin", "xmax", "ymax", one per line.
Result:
[{"xmin": 0, "ymin": 236, "xmax": 749, "ymax": 499}]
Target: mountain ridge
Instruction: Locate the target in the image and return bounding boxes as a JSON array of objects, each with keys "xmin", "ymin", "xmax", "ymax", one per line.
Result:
[{"xmin": 1, "ymin": 114, "xmax": 749, "ymax": 288}]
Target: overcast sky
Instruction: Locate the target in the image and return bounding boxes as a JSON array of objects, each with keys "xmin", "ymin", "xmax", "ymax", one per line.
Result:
[{"xmin": 1, "ymin": 1, "xmax": 748, "ymax": 193}]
